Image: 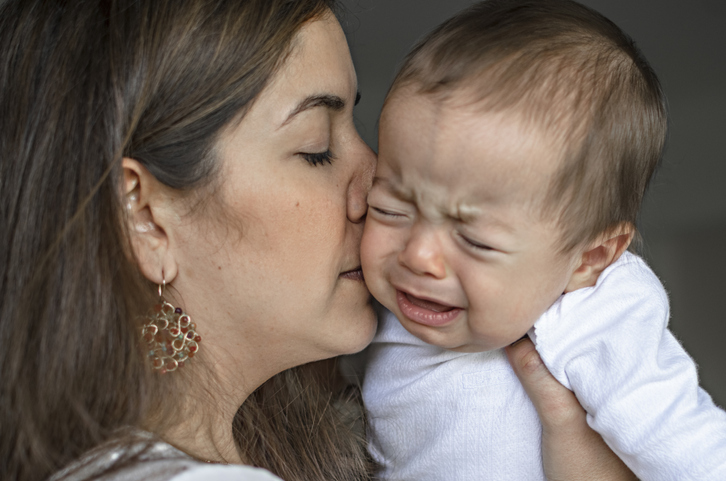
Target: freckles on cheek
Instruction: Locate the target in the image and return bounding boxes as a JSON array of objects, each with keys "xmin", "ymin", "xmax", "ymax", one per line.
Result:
[{"xmin": 284, "ymin": 200, "xmax": 339, "ymax": 262}]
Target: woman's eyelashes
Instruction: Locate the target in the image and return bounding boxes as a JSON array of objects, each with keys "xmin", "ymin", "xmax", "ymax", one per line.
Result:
[{"xmin": 301, "ymin": 149, "xmax": 334, "ymax": 166}]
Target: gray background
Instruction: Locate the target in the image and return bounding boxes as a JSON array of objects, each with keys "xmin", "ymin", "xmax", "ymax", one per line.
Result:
[{"xmin": 339, "ymin": 0, "xmax": 726, "ymax": 406}]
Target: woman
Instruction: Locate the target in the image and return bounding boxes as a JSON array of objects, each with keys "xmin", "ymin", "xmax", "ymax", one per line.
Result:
[{"xmin": 0, "ymin": 0, "xmax": 635, "ymax": 480}]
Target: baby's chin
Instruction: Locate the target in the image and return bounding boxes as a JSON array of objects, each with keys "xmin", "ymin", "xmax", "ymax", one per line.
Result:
[
  {"xmin": 369, "ymin": 282, "xmax": 523, "ymax": 352},
  {"xmin": 393, "ymin": 310, "xmax": 506, "ymax": 353},
  {"xmin": 444, "ymin": 328, "xmax": 533, "ymax": 353}
]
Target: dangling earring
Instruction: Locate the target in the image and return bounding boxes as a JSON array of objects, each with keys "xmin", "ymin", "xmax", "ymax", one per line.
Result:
[{"xmin": 141, "ymin": 276, "xmax": 201, "ymax": 374}]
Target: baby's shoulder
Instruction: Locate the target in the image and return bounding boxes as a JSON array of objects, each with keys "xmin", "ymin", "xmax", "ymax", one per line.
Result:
[{"xmin": 606, "ymin": 251, "xmax": 668, "ymax": 310}]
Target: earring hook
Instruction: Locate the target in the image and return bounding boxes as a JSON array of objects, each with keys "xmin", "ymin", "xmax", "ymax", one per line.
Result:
[{"xmin": 158, "ymin": 270, "xmax": 166, "ymax": 298}]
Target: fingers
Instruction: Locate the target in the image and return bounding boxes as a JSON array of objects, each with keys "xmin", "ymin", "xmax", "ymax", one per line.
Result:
[
  {"xmin": 506, "ymin": 338, "xmax": 638, "ymax": 481},
  {"xmin": 505, "ymin": 337, "xmax": 583, "ymax": 430}
]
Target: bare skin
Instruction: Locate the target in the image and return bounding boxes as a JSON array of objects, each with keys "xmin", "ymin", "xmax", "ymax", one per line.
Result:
[
  {"xmin": 127, "ymin": 12, "xmax": 637, "ymax": 479},
  {"xmin": 126, "ymin": 14, "xmax": 376, "ymax": 464},
  {"xmin": 508, "ymin": 338, "xmax": 638, "ymax": 481}
]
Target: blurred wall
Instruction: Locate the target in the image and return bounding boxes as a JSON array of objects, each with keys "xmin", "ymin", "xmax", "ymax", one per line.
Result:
[{"xmin": 340, "ymin": 0, "xmax": 726, "ymax": 405}]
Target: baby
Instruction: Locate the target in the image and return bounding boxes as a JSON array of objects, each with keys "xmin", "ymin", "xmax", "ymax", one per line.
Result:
[{"xmin": 360, "ymin": 1, "xmax": 726, "ymax": 480}]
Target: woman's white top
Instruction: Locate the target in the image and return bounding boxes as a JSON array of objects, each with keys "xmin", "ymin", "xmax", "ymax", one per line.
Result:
[
  {"xmin": 364, "ymin": 252, "xmax": 726, "ymax": 481},
  {"xmin": 171, "ymin": 465, "xmax": 282, "ymax": 481},
  {"xmin": 51, "ymin": 431, "xmax": 282, "ymax": 481}
]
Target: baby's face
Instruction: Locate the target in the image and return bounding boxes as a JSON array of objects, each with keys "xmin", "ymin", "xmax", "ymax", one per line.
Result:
[{"xmin": 361, "ymin": 90, "xmax": 582, "ymax": 352}]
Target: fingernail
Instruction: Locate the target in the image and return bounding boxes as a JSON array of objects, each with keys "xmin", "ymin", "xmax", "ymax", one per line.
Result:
[{"xmin": 509, "ymin": 334, "xmax": 529, "ymax": 347}]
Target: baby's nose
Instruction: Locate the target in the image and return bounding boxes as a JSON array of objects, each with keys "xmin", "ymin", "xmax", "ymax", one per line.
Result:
[{"xmin": 398, "ymin": 225, "xmax": 447, "ymax": 279}]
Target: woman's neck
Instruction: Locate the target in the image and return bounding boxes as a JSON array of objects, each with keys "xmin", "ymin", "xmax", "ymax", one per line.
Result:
[
  {"xmin": 155, "ymin": 390, "xmax": 247, "ymax": 465},
  {"xmin": 148, "ymin": 324, "xmax": 293, "ymax": 465},
  {"xmin": 149, "ymin": 362, "xmax": 259, "ymax": 465}
]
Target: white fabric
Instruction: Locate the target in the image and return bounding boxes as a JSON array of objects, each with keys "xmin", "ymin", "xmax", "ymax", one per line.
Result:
[
  {"xmin": 364, "ymin": 252, "xmax": 726, "ymax": 481},
  {"xmin": 364, "ymin": 311, "xmax": 544, "ymax": 481},
  {"xmin": 171, "ymin": 465, "xmax": 283, "ymax": 481},
  {"xmin": 531, "ymin": 251, "xmax": 726, "ymax": 481},
  {"xmin": 51, "ymin": 430, "xmax": 283, "ymax": 481}
]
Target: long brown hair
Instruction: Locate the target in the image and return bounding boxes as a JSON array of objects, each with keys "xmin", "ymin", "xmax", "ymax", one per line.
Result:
[{"xmin": 0, "ymin": 1, "xmax": 372, "ymax": 480}]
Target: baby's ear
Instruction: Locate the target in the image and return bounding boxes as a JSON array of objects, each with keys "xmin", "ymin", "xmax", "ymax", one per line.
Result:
[{"xmin": 564, "ymin": 223, "xmax": 634, "ymax": 293}]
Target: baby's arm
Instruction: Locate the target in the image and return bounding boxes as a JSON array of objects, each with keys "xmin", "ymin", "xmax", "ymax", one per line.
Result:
[{"xmin": 531, "ymin": 253, "xmax": 726, "ymax": 481}]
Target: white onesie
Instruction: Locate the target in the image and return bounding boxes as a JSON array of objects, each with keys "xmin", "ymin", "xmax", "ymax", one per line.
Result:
[{"xmin": 363, "ymin": 252, "xmax": 726, "ymax": 481}]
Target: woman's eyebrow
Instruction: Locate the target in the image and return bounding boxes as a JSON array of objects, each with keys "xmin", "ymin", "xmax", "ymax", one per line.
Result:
[{"xmin": 281, "ymin": 94, "xmax": 345, "ymax": 127}]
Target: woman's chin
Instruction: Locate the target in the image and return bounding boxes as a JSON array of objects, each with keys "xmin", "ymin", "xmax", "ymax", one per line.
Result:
[
  {"xmin": 347, "ymin": 307, "xmax": 378, "ymax": 353},
  {"xmin": 327, "ymin": 303, "xmax": 378, "ymax": 358}
]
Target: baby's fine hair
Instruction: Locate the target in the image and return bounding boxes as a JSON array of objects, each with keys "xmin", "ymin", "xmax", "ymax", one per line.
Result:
[{"xmin": 390, "ymin": 0, "xmax": 667, "ymax": 252}]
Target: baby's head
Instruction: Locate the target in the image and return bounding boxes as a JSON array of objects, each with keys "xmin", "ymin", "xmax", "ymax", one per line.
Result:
[{"xmin": 361, "ymin": 0, "xmax": 667, "ymax": 352}]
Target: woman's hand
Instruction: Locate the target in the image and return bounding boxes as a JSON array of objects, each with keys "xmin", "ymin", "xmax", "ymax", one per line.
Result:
[{"xmin": 506, "ymin": 338, "xmax": 638, "ymax": 481}]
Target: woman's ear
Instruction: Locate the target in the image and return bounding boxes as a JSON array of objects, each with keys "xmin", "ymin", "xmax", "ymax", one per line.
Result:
[
  {"xmin": 564, "ymin": 223, "xmax": 634, "ymax": 293},
  {"xmin": 122, "ymin": 158, "xmax": 178, "ymax": 285}
]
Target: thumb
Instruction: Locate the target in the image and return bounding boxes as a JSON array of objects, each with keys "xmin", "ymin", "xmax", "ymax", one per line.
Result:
[
  {"xmin": 506, "ymin": 338, "xmax": 638, "ymax": 480},
  {"xmin": 505, "ymin": 337, "xmax": 583, "ymax": 430}
]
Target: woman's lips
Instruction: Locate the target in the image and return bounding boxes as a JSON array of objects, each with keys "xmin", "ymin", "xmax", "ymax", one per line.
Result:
[
  {"xmin": 340, "ymin": 267, "xmax": 364, "ymax": 281},
  {"xmin": 396, "ymin": 290, "xmax": 462, "ymax": 327}
]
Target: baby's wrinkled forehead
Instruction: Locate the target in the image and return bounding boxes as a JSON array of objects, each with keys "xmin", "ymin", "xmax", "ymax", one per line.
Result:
[
  {"xmin": 383, "ymin": 85, "xmax": 572, "ymax": 182},
  {"xmin": 378, "ymin": 87, "xmax": 569, "ymax": 221}
]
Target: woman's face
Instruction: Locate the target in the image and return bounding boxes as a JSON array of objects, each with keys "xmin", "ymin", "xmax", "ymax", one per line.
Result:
[{"xmin": 169, "ymin": 14, "xmax": 377, "ymax": 383}]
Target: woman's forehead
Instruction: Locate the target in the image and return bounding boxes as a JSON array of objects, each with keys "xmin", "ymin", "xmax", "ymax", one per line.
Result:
[{"xmin": 257, "ymin": 14, "xmax": 356, "ymax": 126}]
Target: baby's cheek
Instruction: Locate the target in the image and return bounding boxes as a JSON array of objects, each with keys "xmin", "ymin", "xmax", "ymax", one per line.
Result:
[
  {"xmin": 361, "ymin": 226, "xmax": 381, "ymax": 275},
  {"xmin": 360, "ymin": 224, "xmax": 376, "ymax": 270},
  {"xmin": 361, "ymin": 225, "xmax": 393, "ymax": 300}
]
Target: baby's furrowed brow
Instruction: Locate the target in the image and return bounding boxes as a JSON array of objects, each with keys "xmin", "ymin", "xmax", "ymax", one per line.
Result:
[
  {"xmin": 371, "ymin": 176, "xmax": 414, "ymax": 202},
  {"xmin": 453, "ymin": 204, "xmax": 482, "ymax": 223}
]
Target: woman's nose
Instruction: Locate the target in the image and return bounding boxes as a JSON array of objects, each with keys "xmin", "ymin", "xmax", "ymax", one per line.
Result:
[
  {"xmin": 347, "ymin": 138, "xmax": 377, "ymax": 224},
  {"xmin": 398, "ymin": 225, "xmax": 447, "ymax": 279}
]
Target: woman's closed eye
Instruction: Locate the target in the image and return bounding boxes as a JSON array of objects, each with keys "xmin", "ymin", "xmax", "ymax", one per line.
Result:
[{"xmin": 300, "ymin": 149, "xmax": 334, "ymax": 166}]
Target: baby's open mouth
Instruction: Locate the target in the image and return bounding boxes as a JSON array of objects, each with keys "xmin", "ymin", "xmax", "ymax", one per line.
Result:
[
  {"xmin": 405, "ymin": 293, "xmax": 455, "ymax": 313},
  {"xmin": 396, "ymin": 290, "xmax": 462, "ymax": 327}
]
